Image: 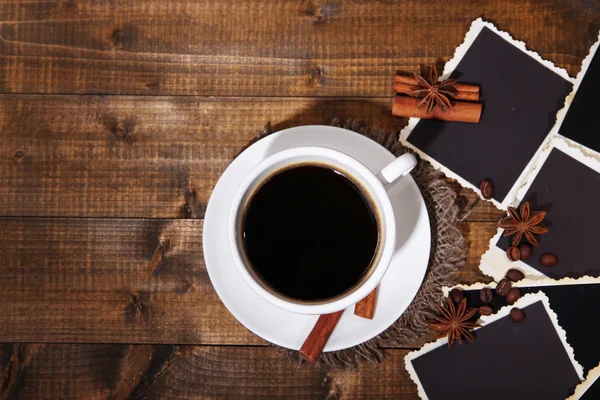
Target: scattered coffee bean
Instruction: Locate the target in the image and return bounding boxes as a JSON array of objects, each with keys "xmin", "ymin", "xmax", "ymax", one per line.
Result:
[
  {"xmin": 480, "ymin": 287, "xmax": 493, "ymax": 303},
  {"xmin": 519, "ymin": 243, "xmax": 533, "ymax": 260},
  {"xmin": 480, "ymin": 179, "xmax": 495, "ymax": 200},
  {"xmin": 506, "ymin": 246, "xmax": 521, "ymax": 262},
  {"xmin": 478, "ymin": 305, "xmax": 493, "ymax": 316},
  {"xmin": 540, "ymin": 253, "xmax": 558, "ymax": 267},
  {"xmin": 496, "ymin": 278, "xmax": 512, "ymax": 296},
  {"xmin": 505, "ymin": 288, "xmax": 521, "ymax": 305},
  {"xmin": 450, "ymin": 288, "xmax": 465, "ymax": 304},
  {"xmin": 510, "ymin": 307, "xmax": 526, "ymax": 323},
  {"xmin": 506, "ymin": 268, "xmax": 525, "ymax": 282}
]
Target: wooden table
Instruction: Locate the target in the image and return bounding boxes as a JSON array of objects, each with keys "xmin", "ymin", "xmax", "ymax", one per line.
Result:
[{"xmin": 0, "ymin": 1, "xmax": 596, "ymax": 398}]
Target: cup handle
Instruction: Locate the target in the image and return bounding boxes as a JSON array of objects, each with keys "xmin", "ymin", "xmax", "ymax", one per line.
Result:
[{"xmin": 378, "ymin": 153, "xmax": 417, "ymax": 185}]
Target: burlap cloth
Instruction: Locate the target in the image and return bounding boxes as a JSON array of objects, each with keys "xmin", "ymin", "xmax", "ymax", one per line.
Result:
[{"xmin": 257, "ymin": 119, "xmax": 469, "ymax": 367}]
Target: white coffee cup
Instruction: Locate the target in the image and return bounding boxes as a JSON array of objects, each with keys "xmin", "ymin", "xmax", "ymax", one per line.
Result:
[{"xmin": 228, "ymin": 146, "xmax": 417, "ymax": 315}]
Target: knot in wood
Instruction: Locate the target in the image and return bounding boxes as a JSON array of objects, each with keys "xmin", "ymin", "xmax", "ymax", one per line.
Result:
[
  {"xmin": 182, "ymin": 203, "xmax": 193, "ymax": 218},
  {"xmin": 112, "ymin": 126, "xmax": 128, "ymax": 140},
  {"xmin": 145, "ymin": 81, "xmax": 160, "ymax": 90},
  {"xmin": 110, "ymin": 28, "xmax": 125, "ymax": 49},
  {"xmin": 308, "ymin": 67, "xmax": 324, "ymax": 85},
  {"xmin": 313, "ymin": 9, "xmax": 324, "ymax": 22},
  {"xmin": 303, "ymin": 1, "xmax": 338, "ymax": 23},
  {"xmin": 14, "ymin": 150, "xmax": 24, "ymax": 160},
  {"xmin": 160, "ymin": 238, "xmax": 172, "ymax": 253},
  {"xmin": 61, "ymin": 0, "xmax": 77, "ymax": 10},
  {"xmin": 182, "ymin": 189, "xmax": 197, "ymax": 218}
]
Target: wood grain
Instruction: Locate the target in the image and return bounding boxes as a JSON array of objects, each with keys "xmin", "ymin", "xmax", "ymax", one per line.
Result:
[
  {"xmin": 0, "ymin": 217, "xmax": 262, "ymax": 345},
  {"xmin": 0, "ymin": 0, "xmax": 593, "ymax": 395},
  {"xmin": 0, "ymin": 95, "xmax": 502, "ymax": 221},
  {"xmin": 0, "ymin": 343, "xmax": 155, "ymax": 400},
  {"xmin": 0, "ymin": 344, "xmax": 417, "ymax": 399},
  {"xmin": 456, "ymin": 222, "xmax": 497, "ymax": 285},
  {"xmin": 0, "ymin": 216, "xmax": 497, "ymax": 344},
  {"xmin": 0, "ymin": 0, "xmax": 597, "ymax": 96}
]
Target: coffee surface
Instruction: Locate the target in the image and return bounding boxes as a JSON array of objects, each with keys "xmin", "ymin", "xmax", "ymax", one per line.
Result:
[{"xmin": 242, "ymin": 164, "xmax": 379, "ymax": 301}]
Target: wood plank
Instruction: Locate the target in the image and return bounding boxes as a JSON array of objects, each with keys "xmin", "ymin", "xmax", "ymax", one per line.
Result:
[
  {"xmin": 0, "ymin": 0, "xmax": 596, "ymax": 96},
  {"xmin": 0, "ymin": 343, "xmax": 154, "ymax": 399},
  {"xmin": 0, "ymin": 95, "xmax": 502, "ymax": 221},
  {"xmin": 142, "ymin": 347, "xmax": 417, "ymax": 400},
  {"xmin": 457, "ymin": 221, "xmax": 497, "ymax": 285},
  {"xmin": 0, "ymin": 344, "xmax": 418, "ymax": 399},
  {"xmin": 0, "ymin": 96, "xmax": 400, "ymax": 218},
  {"xmin": 0, "ymin": 217, "xmax": 496, "ymax": 344},
  {"xmin": 0, "ymin": 217, "xmax": 260, "ymax": 344}
]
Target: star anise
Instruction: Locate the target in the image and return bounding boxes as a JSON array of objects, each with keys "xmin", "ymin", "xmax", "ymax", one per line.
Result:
[
  {"xmin": 407, "ymin": 65, "xmax": 457, "ymax": 115},
  {"xmin": 498, "ymin": 201, "xmax": 548, "ymax": 246},
  {"xmin": 430, "ymin": 297, "xmax": 479, "ymax": 347}
]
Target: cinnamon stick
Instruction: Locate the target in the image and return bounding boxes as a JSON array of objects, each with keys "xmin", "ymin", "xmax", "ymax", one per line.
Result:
[
  {"xmin": 393, "ymin": 82, "xmax": 480, "ymax": 102},
  {"xmin": 354, "ymin": 287, "xmax": 377, "ymax": 319},
  {"xmin": 394, "ymin": 74, "xmax": 480, "ymax": 94},
  {"xmin": 299, "ymin": 310, "xmax": 344, "ymax": 362},
  {"xmin": 392, "ymin": 95, "xmax": 482, "ymax": 123}
]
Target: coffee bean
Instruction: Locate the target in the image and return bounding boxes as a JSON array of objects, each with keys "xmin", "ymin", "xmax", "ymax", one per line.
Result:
[
  {"xmin": 510, "ymin": 307, "xmax": 526, "ymax": 323},
  {"xmin": 519, "ymin": 243, "xmax": 533, "ymax": 260},
  {"xmin": 480, "ymin": 179, "xmax": 495, "ymax": 200},
  {"xmin": 540, "ymin": 253, "xmax": 558, "ymax": 267},
  {"xmin": 496, "ymin": 278, "xmax": 512, "ymax": 296},
  {"xmin": 506, "ymin": 268, "xmax": 525, "ymax": 282},
  {"xmin": 478, "ymin": 305, "xmax": 493, "ymax": 316},
  {"xmin": 449, "ymin": 288, "xmax": 465, "ymax": 304},
  {"xmin": 505, "ymin": 288, "xmax": 521, "ymax": 305},
  {"xmin": 506, "ymin": 246, "xmax": 521, "ymax": 262},
  {"xmin": 480, "ymin": 287, "xmax": 493, "ymax": 303}
]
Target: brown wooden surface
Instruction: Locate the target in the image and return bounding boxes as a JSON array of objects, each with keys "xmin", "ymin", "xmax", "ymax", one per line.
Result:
[
  {"xmin": 0, "ymin": 344, "xmax": 417, "ymax": 399},
  {"xmin": 0, "ymin": 216, "xmax": 495, "ymax": 344},
  {"xmin": 0, "ymin": 0, "xmax": 596, "ymax": 397},
  {"xmin": 0, "ymin": 0, "xmax": 597, "ymax": 96},
  {"xmin": 0, "ymin": 95, "xmax": 504, "ymax": 221}
]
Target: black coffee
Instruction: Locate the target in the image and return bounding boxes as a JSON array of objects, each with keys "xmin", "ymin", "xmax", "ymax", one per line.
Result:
[{"xmin": 242, "ymin": 163, "xmax": 379, "ymax": 301}]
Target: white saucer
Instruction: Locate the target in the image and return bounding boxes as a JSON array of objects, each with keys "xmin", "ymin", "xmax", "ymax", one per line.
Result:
[{"xmin": 203, "ymin": 126, "xmax": 431, "ymax": 351}]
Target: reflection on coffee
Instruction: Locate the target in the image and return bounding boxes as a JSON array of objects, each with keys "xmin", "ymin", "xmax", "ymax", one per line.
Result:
[{"xmin": 242, "ymin": 163, "xmax": 380, "ymax": 301}]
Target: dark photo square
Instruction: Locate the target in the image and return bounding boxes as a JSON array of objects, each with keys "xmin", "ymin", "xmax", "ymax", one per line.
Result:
[
  {"xmin": 559, "ymin": 43, "xmax": 600, "ymax": 153},
  {"xmin": 407, "ymin": 27, "xmax": 572, "ymax": 202},
  {"xmin": 464, "ymin": 283, "xmax": 600, "ymax": 374},
  {"xmin": 496, "ymin": 148, "xmax": 600, "ymax": 278},
  {"xmin": 410, "ymin": 301, "xmax": 581, "ymax": 400}
]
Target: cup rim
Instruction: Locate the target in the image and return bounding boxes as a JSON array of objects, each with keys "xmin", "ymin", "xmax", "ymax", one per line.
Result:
[{"xmin": 227, "ymin": 146, "xmax": 397, "ymax": 315}]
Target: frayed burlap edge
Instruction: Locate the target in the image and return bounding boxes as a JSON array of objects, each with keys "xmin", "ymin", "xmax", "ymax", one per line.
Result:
[{"xmin": 258, "ymin": 119, "xmax": 469, "ymax": 368}]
